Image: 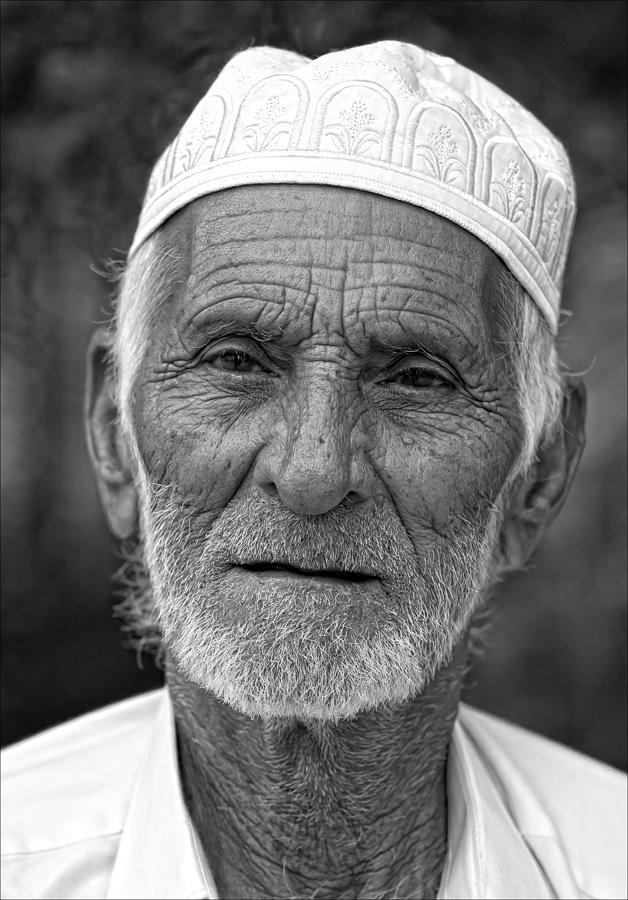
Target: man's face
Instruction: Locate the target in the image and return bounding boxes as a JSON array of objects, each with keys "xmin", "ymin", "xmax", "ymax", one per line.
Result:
[{"xmin": 129, "ymin": 185, "xmax": 523, "ymax": 720}]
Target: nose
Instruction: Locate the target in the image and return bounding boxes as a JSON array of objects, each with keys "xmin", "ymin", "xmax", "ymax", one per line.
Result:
[{"xmin": 253, "ymin": 375, "xmax": 372, "ymax": 516}]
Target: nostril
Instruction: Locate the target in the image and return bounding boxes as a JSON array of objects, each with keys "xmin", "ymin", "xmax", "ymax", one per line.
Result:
[{"xmin": 259, "ymin": 480, "xmax": 279, "ymax": 499}]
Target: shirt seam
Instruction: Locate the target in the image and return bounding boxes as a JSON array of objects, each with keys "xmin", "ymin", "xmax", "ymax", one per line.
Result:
[{"xmin": 1, "ymin": 830, "xmax": 122, "ymax": 857}]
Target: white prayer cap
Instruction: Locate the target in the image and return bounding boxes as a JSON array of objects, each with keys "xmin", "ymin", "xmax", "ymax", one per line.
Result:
[{"xmin": 130, "ymin": 41, "xmax": 576, "ymax": 332}]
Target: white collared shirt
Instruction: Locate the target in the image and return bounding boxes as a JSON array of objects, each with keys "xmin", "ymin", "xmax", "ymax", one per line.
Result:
[{"xmin": 2, "ymin": 689, "xmax": 625, "ymax": 899}]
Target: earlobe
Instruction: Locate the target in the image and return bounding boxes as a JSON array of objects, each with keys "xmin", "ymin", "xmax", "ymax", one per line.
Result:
[
  {"xmin": 499, "ymin": 376, "xmax": 586, "ymax": 572},
  {"xmin": 85, "ymin": 329, "xmax": 139, "ymax": 540}
]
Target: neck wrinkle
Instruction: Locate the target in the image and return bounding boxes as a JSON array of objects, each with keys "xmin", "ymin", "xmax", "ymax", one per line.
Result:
[{"xmin": 168, "ymin": 641, "xmax": 468, "ymax": 900}]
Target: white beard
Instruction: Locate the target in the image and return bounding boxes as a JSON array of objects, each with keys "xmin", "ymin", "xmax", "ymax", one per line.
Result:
[{"xmin": 136, "ymin": 471, "xmax": 501, "ymax": 722}]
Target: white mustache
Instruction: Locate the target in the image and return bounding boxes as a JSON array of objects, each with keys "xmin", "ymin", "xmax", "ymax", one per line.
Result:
[{"xmin": 149, "ymin": 487, "xmax": 429, "ymax": 582}]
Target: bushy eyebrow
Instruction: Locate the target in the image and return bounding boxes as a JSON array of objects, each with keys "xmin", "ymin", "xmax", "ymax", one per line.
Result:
[
  {"xmin": 369, "ymin": 335, "xmax": 442, "ymax": 355},
  {"xmin": 362, "ymin": 302, "xmax": 484, "ymax": 360},
  {"xmin": 185, "ymin": 313, "xmax": 287, "ymax": 346}
]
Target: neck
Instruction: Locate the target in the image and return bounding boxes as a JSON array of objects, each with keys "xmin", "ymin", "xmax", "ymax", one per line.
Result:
[{"xmin": 168, "ymin": 645, "xmax": 468, "ymax": 899}]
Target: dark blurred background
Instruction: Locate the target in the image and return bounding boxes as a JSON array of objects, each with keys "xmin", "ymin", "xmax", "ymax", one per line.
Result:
[{"xmin": 1, "ymin": 0, "xmax": 626, "ymax": 769}]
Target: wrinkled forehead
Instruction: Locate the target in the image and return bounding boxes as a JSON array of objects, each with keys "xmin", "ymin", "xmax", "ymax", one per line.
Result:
[{"xmin": 154, "ymin": 183, "xmax": 506, "ymax": 346}]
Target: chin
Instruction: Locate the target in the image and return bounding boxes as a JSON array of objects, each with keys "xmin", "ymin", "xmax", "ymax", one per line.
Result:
[
  {"xmin": 149, "ymin": 509, "xmax": 490, "ymax": 724},
  {"xmin": 163, "ymin": 605, "xmax": 453, "ymax": 724},
  {"xmin": 207, "ymin": 683, "xmax": 429, "ymax": 723}
]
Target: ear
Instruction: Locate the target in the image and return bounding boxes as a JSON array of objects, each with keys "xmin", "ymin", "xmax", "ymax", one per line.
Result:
[
  {"xmin": 499, "ymin": 376, "xmax": 586, "ymax": 572},
  {"xmin": 85, "ymin": 328, "xmax": 139, "ymax": 540}
]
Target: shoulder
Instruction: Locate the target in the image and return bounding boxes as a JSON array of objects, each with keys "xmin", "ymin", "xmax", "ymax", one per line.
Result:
[
  {"xmin": 458, "ymin": 703, "xmax": 627, "ymax": 899},
  {"xmin": 458, "ymin": 703, "xmax": 626, "ymax": 808},
  {"xmin": 1, "ymin": 689, "xmax": 164, "ymax": 899}
]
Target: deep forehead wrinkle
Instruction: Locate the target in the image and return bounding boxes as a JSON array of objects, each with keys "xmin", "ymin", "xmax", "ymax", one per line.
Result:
[
  {"xmin": 189, "ymin": 241, "xmax": 481, "ymax": 300},
  {"xmin": 189, "ymin": 229, "xmax": 484, "ymax": 299},
  {"xmin": 351, "ymin": 249, "xmax": 481, "ymax": 289},
  {"xmin": 192, "ymin": 226, "xmax": 473, "ymax": 262},
  {"xmin": 194, "ymin": 225, "xmax": 476, "ymax": 266},
  {"xmin": 185, "ymin": 264, "xmax": 484, "ymax": 342},
  {"xmin": 166, "ymin": 186, "xmax": 502, "ymax": 347},
  {"xmin": 186, "ymin": 250, "xmax": 487, "ymax": 346}
]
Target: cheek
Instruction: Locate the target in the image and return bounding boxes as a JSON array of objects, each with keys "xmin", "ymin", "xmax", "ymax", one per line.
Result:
[
  {"xmin": 375, "ymin": 413, "xmax": 519, "ymax": 539},
  {"xmin": 133, "ymin": 386, "xmax": 267, "ymax": 522}
]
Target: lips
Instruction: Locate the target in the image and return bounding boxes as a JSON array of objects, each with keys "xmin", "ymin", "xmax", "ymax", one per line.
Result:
[{"xmin": 237, "ymin": 561, "xmax": 376, "ymax": 583}]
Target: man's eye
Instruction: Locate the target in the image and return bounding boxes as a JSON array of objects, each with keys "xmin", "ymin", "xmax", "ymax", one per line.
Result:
[
  {"xmin": 207, "ymin": 350, "xmax": 265, "ymax": 374},
  {"xmin": 391, "ymin": 367, "xmax": 451, "ymax": 389}
]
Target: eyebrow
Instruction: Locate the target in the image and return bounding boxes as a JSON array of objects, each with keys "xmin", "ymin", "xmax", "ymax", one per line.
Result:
[
  {"xmin": 369, "ymin": 334, "xmax": 442, "ymax": 355},
  {"xmin": 367, "ymin": 327, "xmax": 479, "ymax": 376},
  {"xmin": 181, "ymin": 279, "xmax": 487, "ymax": 368},
  {"xmin": 180, "ymin": 309, "xmax": 293, "ymax": 360}
]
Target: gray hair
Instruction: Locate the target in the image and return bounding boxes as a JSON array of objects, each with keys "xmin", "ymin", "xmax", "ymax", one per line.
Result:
[
  {"xmin": 111, "ymin": 233, "xmax": 184, "ymax": 443},
  {"xmin": 110, "ymin": 232, "xmax": 565, "ymax": 482},
  {"xmin": 492, "ymin": 268, "xmax": 564, "ymax": 481}
]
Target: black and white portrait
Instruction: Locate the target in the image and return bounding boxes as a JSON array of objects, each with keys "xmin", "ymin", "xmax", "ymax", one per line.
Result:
[{"xmin": 2, "ymin": 3, "xmax": 626, "ymax": 898}]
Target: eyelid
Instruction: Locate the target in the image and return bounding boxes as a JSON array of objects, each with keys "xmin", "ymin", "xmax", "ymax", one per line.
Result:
[
  {"xmin": 386, "ymin": 355, "xmax": 457, "ymax": 385},
  {"xmin": 200, "ymin": 337, "xmax": 275, "ymax": 373}
]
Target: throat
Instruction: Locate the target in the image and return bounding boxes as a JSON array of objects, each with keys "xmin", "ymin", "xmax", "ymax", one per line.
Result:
[{"xmin": 168, "ymin": 646, "xmax": 467, "ymax": 899}]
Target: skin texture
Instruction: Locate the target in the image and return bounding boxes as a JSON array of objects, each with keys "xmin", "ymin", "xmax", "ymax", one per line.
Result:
[
  {"xmin": 169, "ymin": 645, "xmax": 464, "ymax": 898},
  {"xmin": 86, "ymin": 185, "xmax": 586, "ymax": 898}
]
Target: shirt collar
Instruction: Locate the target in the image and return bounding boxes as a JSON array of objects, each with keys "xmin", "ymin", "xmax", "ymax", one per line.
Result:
[
  {"xmin": 106, "ymin": 690, "xmax": 217, "ymax": 900},
  {"xmin": 106, "ymin": 689, "xmax": 572, "ymax": 899},
  {"xmin": 442, "ymin": 717, "xmax": 557, "ymax": 898}
]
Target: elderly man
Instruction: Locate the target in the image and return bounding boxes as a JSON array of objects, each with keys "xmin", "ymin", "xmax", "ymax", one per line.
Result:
[{"xmin": 2, "ymin": 42, "xmax": 626, "ymax": 900}]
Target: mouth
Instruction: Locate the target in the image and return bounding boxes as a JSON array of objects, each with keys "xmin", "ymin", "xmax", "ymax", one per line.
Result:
[{"xmin": 235, "ymin": 561, "xmax": 377, "ymax": 584}]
